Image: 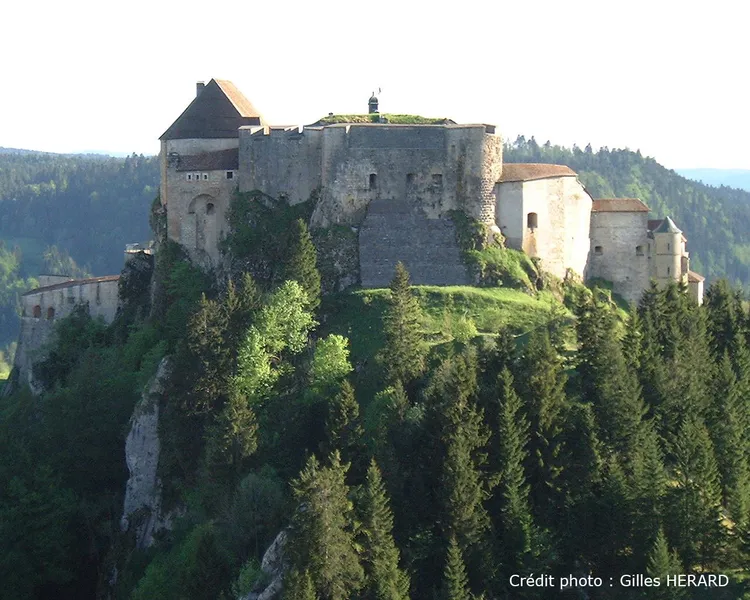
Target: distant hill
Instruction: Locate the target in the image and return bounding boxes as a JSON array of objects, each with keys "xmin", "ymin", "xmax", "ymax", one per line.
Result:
[
  {"xmin": 677, "ymin": 168, "xmax": 750, "ymax": 192},
  {"xmin": 505, "ymin": 137, "xmax": 750, "ymax": 289},
  {"xmin": 0, "ymin": 150, "xmax": 158, "ymax": 349}
]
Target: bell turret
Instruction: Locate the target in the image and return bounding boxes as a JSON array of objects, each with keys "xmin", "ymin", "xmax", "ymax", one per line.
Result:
[{"xmin": 368, "ymin": 92, "xmax": 379, "ymax": 114}]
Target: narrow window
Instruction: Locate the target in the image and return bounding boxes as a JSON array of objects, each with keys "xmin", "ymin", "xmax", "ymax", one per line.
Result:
[
  {"xmin": 46, "ymin": 307, "xmax": 55, "ymax": 320},
  {"xmin": 667, "ymin": 266, "xmax": 671, "ymax": 275},
  {"xmin": 667, "ymin": 243, "xmax": 671, "ymax": 251},
  {"xmin": 202, "ymin": 173, "xmax": 208, "ymax": 180},
  {"xmin": 206, "ymin": 203, "xmax": 215, "ymax": 215},
  {"xmin": 32, "ymin": 305, "xmax": 41, "ymax": 318},
  {"xmin": 369, "ymin": 174, "xmax": 377, "ymax": 190},
  {"xmin": 226, "ymin": 171, "xmax": 234, "ymax": 180},
  {"xmin": 432, "ymin": 174, "xmax": 443, "ymax": 187},
  {"xmin": 594, "ymin": 245, "xmax": 603, "ymax": 255},
  {"xmin": 636, "ymin": 245, "xmax": 644, "ymax": 256},
  {"xmin": 406, "ymin": 173, "xmax": 415, "ymax": 185},
  {"xmin": 527, "ymin": 212, "xmax": 538, "ymax": 229},
  {"xmin": 187, "ymin": 173, "xmax": 192, "ymax": 181}
]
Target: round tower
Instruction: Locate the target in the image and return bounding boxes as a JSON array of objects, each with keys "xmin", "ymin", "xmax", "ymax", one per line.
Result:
[{"xmin": 652, "ymin": 216, "xmax": 682, "ymax": 284}]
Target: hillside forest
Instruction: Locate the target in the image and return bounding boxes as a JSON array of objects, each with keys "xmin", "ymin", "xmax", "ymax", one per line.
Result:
[{"xmin": 2, "ymin": 178, "xmax": 750, "ymax": 599}]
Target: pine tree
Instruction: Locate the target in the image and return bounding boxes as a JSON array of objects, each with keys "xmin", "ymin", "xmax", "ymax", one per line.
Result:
[
  {"xmin": 322, "ymin": 380, "xmax": 364, "ymax": 470},
  {"xmin": 287, "ymin": 452, "xmax": 364, "ymax": 600},
  {"xmin": 441, "ymin": 537, "xmax": 472, "ymax": 600},
  {"xmin": 283, "ymin": 218, "xmax": 321, "ymax": 311},
  {"xmin": 284, "ymin": 569, "xmax": 318, "ymax": 600},
  {"xmin": 517, "ymin": 330, "xmax": 567, "ymax": 527},
  {"xmin": 710, "ymin": 353, "xmax": 750, "ymax": 530},
  {"xmin": 359, "ymin": 460, "xmax": 410, "ymax": 600},
  {"xmin": 494, "ymin": 368, "xmax": 535, "ymax": 567},
  {"xmin": 575, "ymin": 295, "xmax": 647, "ymax": 455},
  {"xmin": 666, "ymin": 416, "xmax": 725, "ymax": 569},
  {"xmin": 204, "ymin": 391, "xmax": 258, "ymax": 476},
  {"xmin": 379, "ymin": 262, "xmax": 426, "ymax": 385},
  {"xmin": 646, "ymin": 529, "xmax": 687, "ymax": 599}
]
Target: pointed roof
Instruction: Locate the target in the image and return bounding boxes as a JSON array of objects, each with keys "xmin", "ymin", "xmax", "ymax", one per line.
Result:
[
  {"xmin": 160, "ymin": 79, "xmax": 264, "ymax": 140},
  {"xmin": 653, "ymin": 216, "xmax": 682, "ymax": 234}
]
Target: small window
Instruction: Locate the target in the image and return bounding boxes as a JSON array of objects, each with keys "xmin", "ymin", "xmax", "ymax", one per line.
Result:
[
  {"xmin": 46, "ymin": 307, "xmax": 55, "ymax": 320},
  {"xmin": 432, "ymin": 174, "xmax": 443, "ymax": 187},
  {"xmin": 187, "ymin": 173, "xmax": 192, "ymax": 181},
  {"xmin": 667, "ymin": 267, "xmax": 670, "ymax": 275},
  {"xmin": 406, "ymin": 173, "xmax": 415, "ymax": 184},
  {"xmin": 32, "ymin": 305, "xmax": 41, "ymax": 318},
  {"xmin": 594, "ymin": 245, "xmax": 603, "ymax": 255},
  {"xmin": 369, "ymin": 174, "xmax": 377, "ymax": 190},
  {"xmin": 636, "ymin": 245, "xmax": 644, "ymax": 256},
  {"xmin": 202, "ymin": 173, "xmax": 208, "ymax": 180},
  {"xmin": 527, "ymin": 212, "xmax": 538, "ymax": 229},
  {"xmin": 206, "ymin": 203, "xmax": 215, "ymax": 215},
  {"xmin": 226, "ymin": 171, "xmax": 234, "ymax": 180},
  {"xmin": 667, "ymin": 243, "xmax": 670, "ymax": 251}
]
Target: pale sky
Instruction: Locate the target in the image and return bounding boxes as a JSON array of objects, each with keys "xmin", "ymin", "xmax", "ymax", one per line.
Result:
[{"xmin": 2, "ymin": 0, "xmax": 747, "ymax": 169}]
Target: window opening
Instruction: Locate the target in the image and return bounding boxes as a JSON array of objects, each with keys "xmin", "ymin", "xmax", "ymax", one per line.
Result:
[
  {"xmin": 369, "ymin": 174, "xmax": 377, "ymax": 190},
  {"xmin": 206, "ymin": 203, "xmax": 215, "ymax": 215},
  {"xmin": 46, "ymin": 307, "xmax": 55, "ymax": 320},
  {"xmin": 432, "ymin": 174, "xmax": 443, "ymax": 187},
  {"xmin": 32, "ymin": 305, "xmax": 41, "ymax": 318},
  {"xmin": 594, "ymin": 245, "xmax": 603, "ymax": 255},
  {"xmin": 636, "ymin": 245, "xmax": 644, "ymax": 256},
  {"xmin": 527, "ymin": 212, "xmax": 538, "ymax": 229},
  {"xmin": 226, "ymin": 171, "xmax": 234, "ymax": 180}
]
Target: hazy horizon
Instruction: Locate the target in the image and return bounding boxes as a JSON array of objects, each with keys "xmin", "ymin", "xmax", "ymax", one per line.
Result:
[{"xmin": 2, "ymin": 0, "xmax": 746, "ymax": 169}]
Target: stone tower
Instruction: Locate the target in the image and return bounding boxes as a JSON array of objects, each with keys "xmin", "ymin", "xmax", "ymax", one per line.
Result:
[{"xmin": 651, "ymin": 216, "xmax": 687, "ymax": 286}]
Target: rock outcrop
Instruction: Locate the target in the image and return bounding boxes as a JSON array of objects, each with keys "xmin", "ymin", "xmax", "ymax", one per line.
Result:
[
  {"xmin": 121, "ymin": 356, "xmax": 172, "ymax": 548},
  {"xmin": 242, "ymin": 530, "xmax": 287, "ymax": 600}
]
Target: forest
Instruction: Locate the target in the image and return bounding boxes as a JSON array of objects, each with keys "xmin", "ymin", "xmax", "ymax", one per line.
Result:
[{"xmin": 2, "ymin": 186, "xmax": 750, "ymax": 599}]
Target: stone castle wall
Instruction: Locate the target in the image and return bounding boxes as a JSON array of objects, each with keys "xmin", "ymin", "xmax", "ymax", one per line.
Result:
[
  {"xmin": 587, "ymin": 211, "xmax": 650, "ymax": 302},
  {"xmin": 496, "ymin": 176, "xmax": 591, "ymax": 279},
  {"xmin": 13, "ymin": 277, "xmax": 120, "ymax": 392}
]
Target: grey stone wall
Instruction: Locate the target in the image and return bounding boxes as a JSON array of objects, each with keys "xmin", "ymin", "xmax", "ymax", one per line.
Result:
[
  {"xmin": 587, "ymin": 211, "xmax": 650, "ymax": 303},
  {"xmin": 359, "ymin": 198, "xmax": 469, "ymax": 287}
]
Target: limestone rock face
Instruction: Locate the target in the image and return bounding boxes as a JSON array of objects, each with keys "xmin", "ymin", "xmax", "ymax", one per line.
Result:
[
  {"xmin": 121, "ymin": 356, "xmax": 172, "ymax": 548},
  {"xmin": 242, "ymin": 530, "xmax": 287, "ymax": 600}
]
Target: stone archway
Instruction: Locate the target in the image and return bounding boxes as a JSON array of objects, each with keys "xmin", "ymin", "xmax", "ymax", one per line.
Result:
[{"xmin": 186, "ymin": 194, "xmax": 217, "ymax": 252}]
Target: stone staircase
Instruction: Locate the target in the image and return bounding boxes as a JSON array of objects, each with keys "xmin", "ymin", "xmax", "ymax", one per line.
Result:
[{"xmin": 359, "ymin": 198, "xmax": 470, "ymax": 288}]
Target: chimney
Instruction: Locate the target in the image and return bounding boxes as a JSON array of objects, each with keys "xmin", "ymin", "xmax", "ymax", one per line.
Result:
[{"xmin": 196, "ymin": 81, "xmax": 205, "ymax": 97}]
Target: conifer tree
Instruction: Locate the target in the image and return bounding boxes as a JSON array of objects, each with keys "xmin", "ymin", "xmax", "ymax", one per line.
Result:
[
  {"xmin": 705, "ymin": 279, "xmax": 744, "ymax": 359},
  {"xmin": 710, "ymin": 353, "xmax": 750, "ymax": 530},
  {"xmin": 287, "ymin": 452, "xmax": 364, "ymax": 600},
  {"xmin": 494, "ymin": 368, "xmax": 535, "ymax": 566},
  {"xmin": 205, "ymin": 391, "xmax": 258, "ymax": 476},
  {"xmin": 379, "ymin": 262, "xmax": 426, "ymax": 385},
  {"xmin": 517, "ymin": 330, "xmax": 567, "ymax": 526},
  {"xmin": 575, "ymin": 295, "xmax": 646, "ymax": 455},
  {"xmin": 666, "ymin": 416, "xmax": 725, "ymax": 569},
  {"xmin": 646, "ymin": 529, "xmax": 687, "ymax": 600},
  {"xmin": 322, "ymin": 380, "xmax": 364, "ymax": 470},
  {"xmin": 359, "ymin": 460, "xmax": 410, "ymax": 600},
  {"xmin": 284, "ymin": 569, "xmax": 318, "ymax": 600},
  {"xmin": 441, "ymin": 536, "xmax": 472, "ymax": 600},
  {"xmin": 283, "ymin": 218, "xmax": 321, "ymax": 311}
]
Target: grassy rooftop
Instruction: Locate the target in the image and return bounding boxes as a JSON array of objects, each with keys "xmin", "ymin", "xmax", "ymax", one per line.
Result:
[{"xmin": 313, "ymin": 114, "xmax": 453, "ymax": 125}]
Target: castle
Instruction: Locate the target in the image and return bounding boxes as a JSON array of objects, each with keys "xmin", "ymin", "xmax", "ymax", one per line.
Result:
[{"xmin": 159, "ymin": 78, "xmax": 704, "ymax": 304}]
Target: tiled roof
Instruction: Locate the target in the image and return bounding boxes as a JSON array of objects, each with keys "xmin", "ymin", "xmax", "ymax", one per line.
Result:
[
  {"xmin": 688, "ymin": 270, "xmax": 705, "ymax": 283},
  {"xmin": 176, "ymin": 148, "xmax": 239, "ymax": 171},
  {"xmin": 160, "ymin": 79, "xmax": 264, "ymax": 141},
  {"xmin": 500, "ymin": 163, "xmax": 577, "ymax": 182},
  {"xmin": 23, "ymin": 275, "xmax": 120, "ymax": 296},
  {"xmin": 591, "ymin": 198, "xmax": 650, "ymax": 213}
]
